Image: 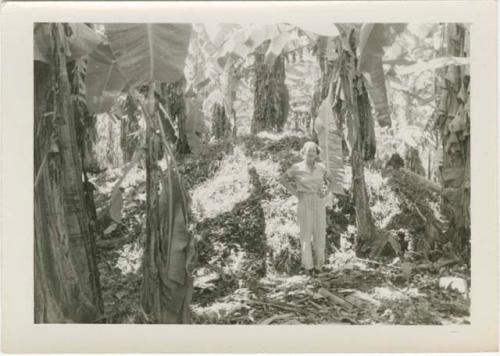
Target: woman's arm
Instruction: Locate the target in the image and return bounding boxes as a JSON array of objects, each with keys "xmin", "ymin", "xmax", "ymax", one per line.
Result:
[{"xmin": 279, "ymin": 172, "xmax": 298, "ymax": 197}]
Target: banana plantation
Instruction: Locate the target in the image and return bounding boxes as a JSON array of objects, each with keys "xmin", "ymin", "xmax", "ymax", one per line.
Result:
[{"xmin": 34, "ymin": 22, "xmax": 470, "ymax": 324}]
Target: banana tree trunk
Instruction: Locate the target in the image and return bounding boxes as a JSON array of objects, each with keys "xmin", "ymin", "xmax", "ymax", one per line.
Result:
[
  {"xmin": 139, "ymin": 88, "xmax": 194, "ymax": 324},
  {"xmin": 336, "ymin": 26, "xmax": 377, "ymax": 251},
  {"xmin": 436, "ymin": 24, "xmax": 470, "ymax": 259},
  {"xmin": 347, "ymin": 77, "xmax": 377, "ymax": 247},
  {"xmin": 251, "ymin": 42, "xmax": 289, "ymax": 134},
  {"xmin": 34, "ymin": 24, "xmax": 102, "ymax": 323},
  {"xmin": 67, "ymin": 59, "xmax": 100, "ymax": 174}
]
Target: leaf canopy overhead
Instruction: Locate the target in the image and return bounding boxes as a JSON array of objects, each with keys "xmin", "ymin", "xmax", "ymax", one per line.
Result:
[
  {"xmin": 34, "ymin": 23, "xmax": 103, "ymax": 63},
  {"xmin": 86, "ymin": 43, "xmax": 128, "ymax": 113},
  {"xmin": 105, "ymin": 23, "xmax": 193, "ymax": 87}
]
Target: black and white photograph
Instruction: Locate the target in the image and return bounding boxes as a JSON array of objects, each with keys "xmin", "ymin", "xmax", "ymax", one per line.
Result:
[
  {"xmin": 2, "ymin": 0, "xmax": 499, "ymax": 352},
  {"xmin": 32, "ymin": 21, "xmax": 474, "ymax": 326}
]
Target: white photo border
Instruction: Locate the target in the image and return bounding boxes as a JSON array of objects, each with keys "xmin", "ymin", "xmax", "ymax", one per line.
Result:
[{"xmin": 1, "ymin": 1, "xmax": 498, "ymax": 353}]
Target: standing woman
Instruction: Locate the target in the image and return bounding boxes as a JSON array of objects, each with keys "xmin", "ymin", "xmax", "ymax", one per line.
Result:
[{"xmin": 279, "ymin": 141, "xmax": 330, "ymax": 276}]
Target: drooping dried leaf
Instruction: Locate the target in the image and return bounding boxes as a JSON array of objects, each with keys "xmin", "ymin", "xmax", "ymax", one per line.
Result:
[
  {"xmin": 315, "ymin": 99, "xmax": 344, "ymax": 195},
  {"xmin": 359, "ymin": 24, "xmax": 406, "ymax": 127},
  {"xmin": 362, "ymin": 54, "xmax": 391, "ymax": 127}
]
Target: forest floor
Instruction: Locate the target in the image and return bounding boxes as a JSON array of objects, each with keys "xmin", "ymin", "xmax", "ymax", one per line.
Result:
[{"xmin": 92, "ymin": 131, "xmax": 470, "ymax": 325}]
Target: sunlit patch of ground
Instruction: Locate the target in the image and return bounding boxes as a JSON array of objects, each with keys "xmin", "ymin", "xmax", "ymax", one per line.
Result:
[
  {"xmin": 190, "ymin": 146, "xmax": 252, "ymax": 221},
  {"xmin": 115, "ymin": 241, "xmax": 143, "ymax": 275}
]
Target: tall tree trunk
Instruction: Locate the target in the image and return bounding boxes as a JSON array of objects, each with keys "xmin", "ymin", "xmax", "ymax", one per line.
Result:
[
  {"xmin": 68, "ymin": 58, "xmax": 99, "ymax": 230},
  {"xmin": 348, "ymin": 76, "xmax": 377, "ymax": 247},
  {"xmin": 251, "ymin": 42, "xmax": 289, "ymax": 134},
  {"xmin": 68, "ymin": 58, "xmax": 100, "ymax": 174},
  {"xmin": 436, "ymin": 24, "xmax": 470, "ymax": 259},
  {"xmin": 139, "ymin": 87, "xmax": 194, "ymax": 323},
  {"xmin": 336, "ymin": 26, "xmax": 377, "ymax": 252},
  {"xmin": 34, "ymin": 24, "xmax": 102, "ymax": 323}
]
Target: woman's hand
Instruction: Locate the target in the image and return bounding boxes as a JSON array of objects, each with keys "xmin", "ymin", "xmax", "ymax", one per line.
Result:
[
  {"xmin": 318, "ymin": 185, "xmax": 328, "ymax": 198},
  {"xmin": 319, "ymin": 175, "xmax": 331, "ymax": 198}
]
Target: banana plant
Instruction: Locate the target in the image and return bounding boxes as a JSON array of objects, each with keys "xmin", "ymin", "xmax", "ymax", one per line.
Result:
[
  {"xmin": 34, "ymin": 23, "xmax": 104, "ymax": 323},
  {"xmin": 83, "ymin": 23, "xmax": 195, "ymax": 323}
]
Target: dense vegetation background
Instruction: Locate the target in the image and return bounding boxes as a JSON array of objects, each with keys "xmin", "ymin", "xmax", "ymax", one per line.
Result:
[{"xmin": 34, "ymin": 23, "xmax": 470, "ymax": 324}]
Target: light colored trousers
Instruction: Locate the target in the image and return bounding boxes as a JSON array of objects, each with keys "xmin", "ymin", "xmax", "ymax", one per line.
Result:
[{"xmin": 297, "ymin": 192, "xmax": 326, "ymax": 270}]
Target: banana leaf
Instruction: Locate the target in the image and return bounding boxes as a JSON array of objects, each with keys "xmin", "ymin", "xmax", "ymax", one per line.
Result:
[
  {"xmin": 34, "ymin": 23, "xmax": 103, "ymax": 63},
  {"xmin": 265, "ymin": 30, "xmax": 299, "ymax": 66},
  {"xmin": 215, "ymin": 24, "xmax": 296, "ymax": 67},
  {"xmin": 105, "ymin": 24, "xmax": 192, "ymax": 87},
  {"xmin": 86, "ymin": 43, "xmax": 128, "ymax": 113}
]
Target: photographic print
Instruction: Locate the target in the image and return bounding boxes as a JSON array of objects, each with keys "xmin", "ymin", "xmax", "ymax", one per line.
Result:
[{"xmin": 33, "ymin": 22, "xmax": 472, "ymax": 326}]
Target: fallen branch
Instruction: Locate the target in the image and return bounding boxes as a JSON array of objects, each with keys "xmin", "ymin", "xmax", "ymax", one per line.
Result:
[
  {"xmin": 318, "ymin": 288, "xmax": 355, "ymax": 311},
  {"xmin": 308, "ymin": 300, "xmax": 327, "ymax": 311}
]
